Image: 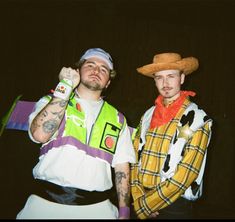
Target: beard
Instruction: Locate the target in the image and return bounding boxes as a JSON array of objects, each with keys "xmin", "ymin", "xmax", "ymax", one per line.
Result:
[
  {"xmin": 81, "ymin": 79, "xmax": 105, "ymax": 91},
  {"xmin": 160, "ymin": 87, "xmax": 181, "ymax": 100}
]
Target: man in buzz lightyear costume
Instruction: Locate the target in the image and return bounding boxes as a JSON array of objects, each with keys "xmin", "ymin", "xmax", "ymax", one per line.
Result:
[
  {"xmin": 131, "ymin": 52, "xmax": 212, "ymax": 219},
  {"xmin": 16, "ymin": 48, "xmax": 136, "ymax": 219}
]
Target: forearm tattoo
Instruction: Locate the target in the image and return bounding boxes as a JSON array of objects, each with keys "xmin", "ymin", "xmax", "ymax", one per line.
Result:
[
  {"xmin": 116, "ymin": 171, "xmax": 126, "ymax": 184},
  {"xmin": 42, "ymin": 119, "xmax": 58, "ymax": 134},
  {"xmin": 32, "ymin": 98, "xmax": 68, "ymax": 135},
  {"xmin": 115, "ymin": 171, "xmax": 130, "ymax": 206},
  {"xmin": 50, "ymin": 99, "xmax": 67, "ymax": 107}
]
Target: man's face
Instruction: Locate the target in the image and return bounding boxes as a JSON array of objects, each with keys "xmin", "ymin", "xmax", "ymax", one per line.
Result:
[
  {"xmin": 153, "ymin": 69, "xmax": 185, "ymax": 101},
  {"xmin": 79, "ymin": 57, "xmax": 111, "ymax": 91}
]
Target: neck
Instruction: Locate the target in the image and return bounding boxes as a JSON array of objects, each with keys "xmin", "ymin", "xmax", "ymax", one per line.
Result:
[
  {"xmin": 75, "ymin": 86, "xmax": 102, "ymax": 101},
  {"xmin": 163, "ymin": 95, "xmax": 180, "ymax": 107},
  {"xmin": 163, "ymin": 99, "xmax": 175, "ymax": 107}
]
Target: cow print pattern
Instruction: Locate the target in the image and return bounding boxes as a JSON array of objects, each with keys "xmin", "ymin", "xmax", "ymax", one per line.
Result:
[
  {"xmin": 191, "ymin": 181, "xmax": 200, "ymax": 195},
  {"xmin": 180, "ymin": 110, "xmax": 195, "ymax": 127},
  {"xmin": 161, "ymin": 104, "xmax": 210, "ymax": 200},
  {"xmin": 163, "ymin": 154, "xmax": 170, "ymax": 172},
  {"xmin": 164, "ymin": 110, "xmax": 197, "ymax": 172}
]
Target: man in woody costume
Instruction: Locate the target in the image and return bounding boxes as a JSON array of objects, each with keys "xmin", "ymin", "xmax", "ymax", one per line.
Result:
[
  {"xmin": 131, "ymin": 52, "xmax": 212, "ymax": 219},
  {"xmin": 16, "ymin": 48, "xmax": 136, "ymax": 219}
]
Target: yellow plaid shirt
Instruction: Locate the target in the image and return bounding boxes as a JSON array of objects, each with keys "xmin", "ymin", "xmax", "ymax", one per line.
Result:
[{"xmin": 131, "ymin": 98, "xmax": 212, "ymax": 219}]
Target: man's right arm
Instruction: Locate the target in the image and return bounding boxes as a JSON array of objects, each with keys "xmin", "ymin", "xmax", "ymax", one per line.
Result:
[
  {"xmin": 30, "ymin": 97, "xmax": 68, "ymax": 143},
  {"xmin": 30, "ymin": 67, "xmax": 80, "ymax": 143}
]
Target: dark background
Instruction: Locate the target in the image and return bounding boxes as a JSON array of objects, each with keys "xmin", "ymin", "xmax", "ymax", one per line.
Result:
[{"xmin": 0, "ymin": 0, "xmax": 234, "ymax": 219}]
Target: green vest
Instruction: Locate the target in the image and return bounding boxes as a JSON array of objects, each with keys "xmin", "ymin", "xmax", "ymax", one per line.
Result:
[
  {"xmin": 40, "ymin": 96, "xmax": 126, "ymax": 164},
  {"xmin": 66, "ymin": 97, "xmax": 125, "ymax": 153}
]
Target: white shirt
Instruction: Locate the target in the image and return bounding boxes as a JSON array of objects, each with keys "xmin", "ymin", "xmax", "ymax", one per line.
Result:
[{"xmin": 28, "ymin": 96, "xmax": 136, "ymax": 191}]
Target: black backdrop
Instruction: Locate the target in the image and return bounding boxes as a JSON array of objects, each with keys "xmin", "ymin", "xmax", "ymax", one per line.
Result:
[{"xmin": 0, "ymin": 0, "xmax": 234, "ymax": 219}]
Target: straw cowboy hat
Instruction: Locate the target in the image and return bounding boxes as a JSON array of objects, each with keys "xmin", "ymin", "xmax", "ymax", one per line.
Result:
[{"xmin": 137, "ymin": 52, "xmax": 199, "ymax": 77}]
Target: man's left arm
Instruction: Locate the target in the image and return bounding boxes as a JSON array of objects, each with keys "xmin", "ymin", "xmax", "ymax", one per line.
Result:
[{"xmin": 115, "ymin": 162, "xmax": 131, "ymax": 219}]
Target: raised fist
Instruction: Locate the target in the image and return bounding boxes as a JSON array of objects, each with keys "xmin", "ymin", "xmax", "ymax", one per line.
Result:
[{"xmin": 59, "ymin": 67, "xmax": 80, "ymax": 89}]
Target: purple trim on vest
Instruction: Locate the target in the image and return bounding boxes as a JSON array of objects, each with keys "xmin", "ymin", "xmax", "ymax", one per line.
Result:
[
  {"xmin": 40, "ymin": 136, "xmax": 113, "ymax": 164},
  {"xmin": 118, "ymin": 112, "xmax": 124, "ymax": 124},
  {"xmin": 6, "ymin": 101, "xmax": 36, "ymax": 131},
  {"xmin": 128, "ymin": 126, "xmax": 134, "ymax": 136}
]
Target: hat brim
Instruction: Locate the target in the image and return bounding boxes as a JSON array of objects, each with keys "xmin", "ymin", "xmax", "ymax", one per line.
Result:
[{"xmin": 137, "ymin": 57, "xmax": 199, "ymax": 78}]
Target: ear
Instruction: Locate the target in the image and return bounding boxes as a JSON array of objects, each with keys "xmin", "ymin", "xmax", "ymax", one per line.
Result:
[
  {"xmin": 180, "ymin": 73, "xmax": 185, "ymax": 85},
  {"xmin": 105, "ymin": 80, "xmax": 111, "ymax": 89}
]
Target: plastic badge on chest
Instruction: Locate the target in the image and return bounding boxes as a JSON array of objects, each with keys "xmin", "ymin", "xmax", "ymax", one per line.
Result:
[{"xmin": 100, "ymin": 122, "xmax": 120, "ymax": 154}]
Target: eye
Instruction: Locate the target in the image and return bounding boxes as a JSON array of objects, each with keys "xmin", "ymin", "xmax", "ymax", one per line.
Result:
[
  {"xmin": 154, "ymin": 76, "xmax": 162, "ymax": 80},
  {"xmin": 88, "ymin": 64, "xmax": 94, "ymax": 68},
  {"xmin": 101, "ymin": 67, "xmax": 109, "ymax": 75}
]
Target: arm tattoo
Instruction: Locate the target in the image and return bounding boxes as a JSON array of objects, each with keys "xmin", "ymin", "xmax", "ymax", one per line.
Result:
[
  {"xmin": 50, "ymin": 100, "xmax": 67, "ymax": 107},
  {"xmin": 33, "ymin": 99, "xmax": 68, "ymax": 135},
  {"xmin": 51, "ymin": 109, "xmax": 65, "ymax": 121},
  {"xmin": 40, "ymin": 101, "xmax": 67, "ymax": 134},
  {"xmin": 115, "ymin": 171, "xmax": 130, "ymax": 206},
  {"xmin": 41, "ymin": 110, "xmax": 48, "ymax": 118},
  {"xmin": 43, "ymin": 119, "xmax": 58, "ymax": 134},
  {"xmin": 59, "ymin": 100, "xmax": 68, "ymax": 107},
  {"xmin": 116, "ymin": 171, "xmax": 126, "ymax": 184}
]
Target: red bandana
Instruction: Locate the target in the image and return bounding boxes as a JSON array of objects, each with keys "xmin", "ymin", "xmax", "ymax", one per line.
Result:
[{"xmin": 150, "ymin": 90, "xmax": 196, "ymax": 129}]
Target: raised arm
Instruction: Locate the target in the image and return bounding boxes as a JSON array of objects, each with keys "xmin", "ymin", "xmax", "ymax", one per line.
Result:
[
  {"xmin": 30, "ymin": 67, "xmax": 80, "ymax": 143},
  {"xmin": 30, "ymin": 98, "xmax": 68, "ymax": 143}
]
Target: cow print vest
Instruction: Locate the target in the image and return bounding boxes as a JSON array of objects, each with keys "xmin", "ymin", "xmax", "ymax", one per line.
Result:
[{"xmin": 139, "ymin": 102, "xmax": 212, "ymax": 200}]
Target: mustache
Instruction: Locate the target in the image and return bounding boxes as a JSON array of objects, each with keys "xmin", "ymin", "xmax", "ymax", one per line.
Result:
[
  {"xmin": 161, "ymin": 87, "xmax": 172, "ymax": 91},
  {"xmin": 89, "ymin": 74, "xmax": 101, "ymax": 81}
]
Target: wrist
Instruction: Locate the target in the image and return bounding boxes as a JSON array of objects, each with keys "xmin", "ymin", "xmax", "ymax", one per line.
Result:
[
  {"xmin": 119, "ymin": 206, "xmax": 130, "ymax": 219},
  {"xmin": 53, "ymin": 79, "xmax": 73, "ymax": 100}
]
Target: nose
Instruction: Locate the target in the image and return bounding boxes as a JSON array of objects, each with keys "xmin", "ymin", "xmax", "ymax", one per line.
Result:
[
  {"xmin": 163, "ymin": 77, "xmax": 169, "ymax": 86},
  {"xmin": 93, "ymin": 65, "xmax": 100, "ymax": 74}
]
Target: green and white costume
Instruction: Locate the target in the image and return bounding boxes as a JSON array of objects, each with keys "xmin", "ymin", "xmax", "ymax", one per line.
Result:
[{"xmin": 17, "ymin": 95, "xmax": 136, "ymax": 219}]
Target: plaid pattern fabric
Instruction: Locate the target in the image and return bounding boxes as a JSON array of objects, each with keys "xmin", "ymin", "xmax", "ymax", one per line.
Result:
[{"xmin": 131, "ymin": 98, "xmax": 212, "ymax": 219}]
